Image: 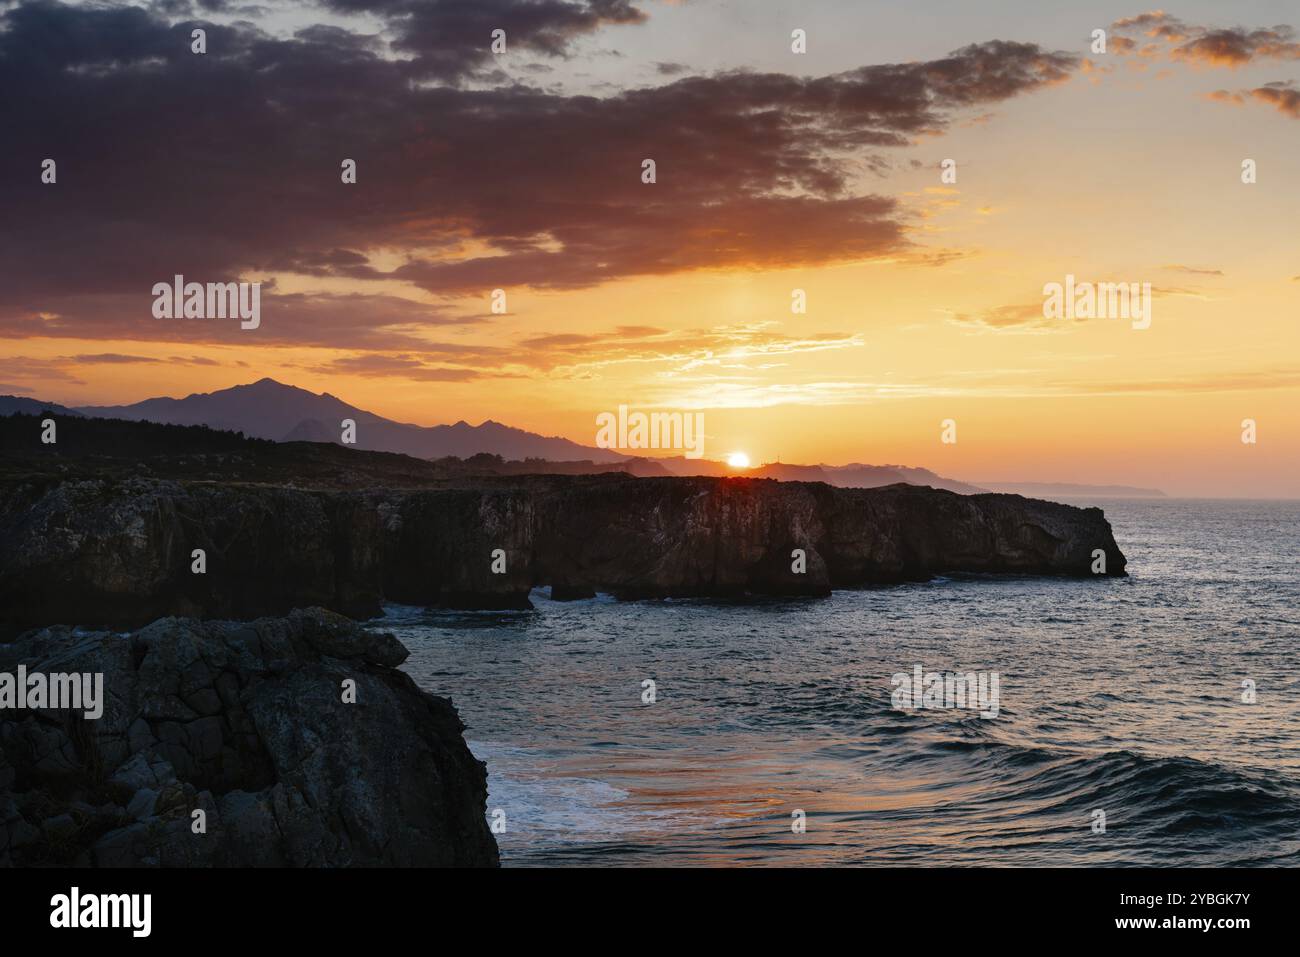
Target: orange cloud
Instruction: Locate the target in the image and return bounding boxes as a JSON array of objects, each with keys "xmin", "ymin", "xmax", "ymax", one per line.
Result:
[
  {"xmin": 1205, "ymin": 81, "xmax": 1300, "ymax": 118},
  {"xmin": 1111, "ymin": 12, "xmax": 1300, "ymax": 68}
]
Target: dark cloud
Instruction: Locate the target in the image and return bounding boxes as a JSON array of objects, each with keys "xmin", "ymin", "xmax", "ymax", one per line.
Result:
[
  {"xmin": 0, "ymin": 1, "xmax": 1075, "ymax": 348},
  {"xmin": 319, "ymin": 0, "xmax": 648, "ymax": 81},
  {"xmin": 0, "ymin": 351, "xmax": 225, "ymax": 391},
  {"xmin": 6, "ymin": 290, "xmax": 481, "ymax": 350}
]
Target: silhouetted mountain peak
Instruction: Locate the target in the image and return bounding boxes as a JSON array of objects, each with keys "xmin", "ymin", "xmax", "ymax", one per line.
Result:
[{"xmin": 230, "ymin": 378, "xmax": 324, "ymax": 399}]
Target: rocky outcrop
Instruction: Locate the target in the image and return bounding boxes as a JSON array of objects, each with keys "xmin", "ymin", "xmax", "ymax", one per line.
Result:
[
  {"xmin": 532, "ymin": 478, "xmax": 1125, "ymax": 600},
  {"xmin": 0, "ymin": 475, "xmax": 1125, "ymax": 635},
  {"xmin": 0, "ymin": 608, "xmax": 499, "ymax": 867}
]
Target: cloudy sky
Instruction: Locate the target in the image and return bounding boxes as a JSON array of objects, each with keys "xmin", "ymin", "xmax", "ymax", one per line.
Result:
[{"xmin": 1, "ymin": 0, "xmax": 1297, "ymax": 496}]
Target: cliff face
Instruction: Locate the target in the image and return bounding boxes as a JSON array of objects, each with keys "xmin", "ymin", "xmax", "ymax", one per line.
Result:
[
  {"xmin": 524, "ymin": 477, "xmax": 1126, "ymax": 599},
  {"xmin": 0, "ymin": 608, "xmax": 499, "ymax": 867},
  {"xmin": 0, "ymin": 475, "xmax": 1125, "ymax": 635},
  {"xmin": 0, "ymin": 479, "xmax": 385, "ymax": 635}
]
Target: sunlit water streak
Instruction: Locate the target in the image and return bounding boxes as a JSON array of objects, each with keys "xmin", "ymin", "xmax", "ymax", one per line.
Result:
[{"xmin": 386, "ymin": 499, "xmax": 1300, "ymax": 866}]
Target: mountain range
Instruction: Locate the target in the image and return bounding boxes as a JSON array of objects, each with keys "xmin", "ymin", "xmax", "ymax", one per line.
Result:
[
  {"xmin": 0, "ymin": 378, "xmax": 1163, "ymax": 496},
  {"xmin": 68, "ymin": 378, "xmax": 628, "ymax": 463}
]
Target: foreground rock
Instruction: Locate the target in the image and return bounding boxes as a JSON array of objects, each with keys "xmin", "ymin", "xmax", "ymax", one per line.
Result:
[
  {"xmin": 0, "ymin": 608, "xmax": 499, "ymax": 867},
  {"xmin": 0, "ymin": 475, "xmax": 1126, "ymax": 634}
]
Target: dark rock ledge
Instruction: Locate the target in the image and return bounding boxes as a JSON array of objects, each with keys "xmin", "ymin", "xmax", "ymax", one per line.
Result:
[
  {"xmin": 0, "ymin": 608, "xmax": 499, "ymax": 867},
  {"xmin": 0, "ymin": 475, "xmax": 1127, "ymax": 635}
]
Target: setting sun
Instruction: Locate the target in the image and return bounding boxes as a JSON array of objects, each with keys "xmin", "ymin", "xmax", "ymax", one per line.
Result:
[{"xmin": 727, "ymin": 452, "xmax": 751, "ymax": 469}]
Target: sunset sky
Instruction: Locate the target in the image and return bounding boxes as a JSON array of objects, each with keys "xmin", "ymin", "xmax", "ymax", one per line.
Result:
[{"xmin": 1, "ymin": 0, "xmax": 1297, "ymax": 497}]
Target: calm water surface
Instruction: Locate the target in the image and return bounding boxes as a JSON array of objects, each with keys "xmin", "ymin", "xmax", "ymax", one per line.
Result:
[{"xmin": 386, "ymin": 499, "xmax": 1300, "ymax": 866}]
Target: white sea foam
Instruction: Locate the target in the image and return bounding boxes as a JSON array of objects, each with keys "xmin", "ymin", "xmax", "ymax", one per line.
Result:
[{"xmin": 469, "ymin": 740, "xmax": 649, "ymax": 842}]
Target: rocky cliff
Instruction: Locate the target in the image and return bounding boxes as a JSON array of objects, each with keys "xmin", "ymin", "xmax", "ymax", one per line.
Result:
[
  {"xmin": 0, "ymin": 607, "xmax": 499, "ymax": 867},
  {"xmin": 0, "ymin": 474, "xmax": 1125, "ymax": 635}
]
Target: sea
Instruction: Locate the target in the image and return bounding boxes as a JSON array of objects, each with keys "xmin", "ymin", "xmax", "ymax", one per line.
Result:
[{"xmin": 383, "ymin": 499, "xmax": 1300, "ymax": 866}]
